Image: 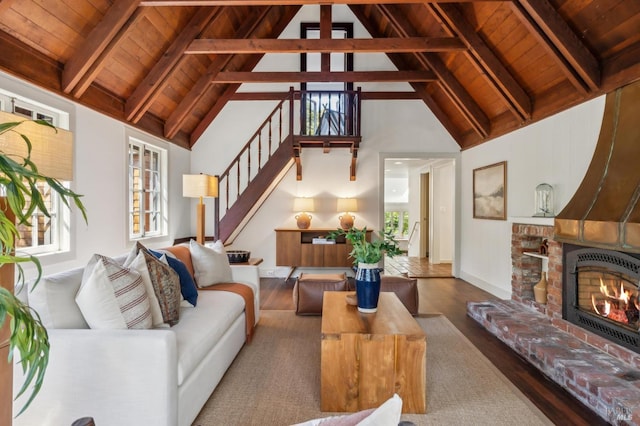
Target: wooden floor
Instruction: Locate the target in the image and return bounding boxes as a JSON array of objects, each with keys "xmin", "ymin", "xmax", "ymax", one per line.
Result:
[{"xmin": 259, "ymin": 276, "xmax": 607, "ymax": 425}]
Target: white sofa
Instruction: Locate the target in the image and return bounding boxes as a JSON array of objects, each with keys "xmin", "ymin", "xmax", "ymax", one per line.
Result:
[{"xmin": 13, "ymin": 245, "xmax": 260, "ymax": 426}]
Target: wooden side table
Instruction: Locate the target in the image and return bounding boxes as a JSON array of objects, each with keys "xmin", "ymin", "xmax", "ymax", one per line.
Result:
[{"xmin": 320, "ymin": 291, "xmax": 426, "ymax": 413}]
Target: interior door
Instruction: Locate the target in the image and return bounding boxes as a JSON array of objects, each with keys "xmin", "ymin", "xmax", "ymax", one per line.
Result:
[{"xmin": 420, "ymin": 172, "xmax": 429, "ymax": 258}]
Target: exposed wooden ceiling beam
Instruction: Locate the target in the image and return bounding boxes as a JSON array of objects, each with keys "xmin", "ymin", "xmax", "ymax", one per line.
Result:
[
  {"xmin": 164, "ymin": 7, "xmax": 273, "ymax": 139},
  {"xmin": 516, "ymin": 0, "xmax": 600, "ymax": 91},
  {"xmin": 348, "ymin": 5, "xmax": 463, "ymax": 143},
  {"xmin": 189, "ymin": 6, "xmax": 302, "ymax": 145},
  {"xmin": 377, "ymin": 4, "xmax": 490, "ymax": 138},
  {"xmin": 212, "ymin": 70, "xmax": 437, "ymax": 83},
  {"xmin": 62, "ymin": 0, "xmax": 141, "ymax": 94},
  {"xmin": 509, "ymin": 1, "xmax": 590, "ymax": 94},
  {"xmin": 186, "ymin": 37, "xmax": 466, "ymax": 54},
  {"xmin": 229, "ymin": 91, "xmax": 421, "ymax": 101},
  {"xmin": 126, "ymin": 7, "xmax": 222, "ymax": 123},
  {"xmin": 72, "ymin": 9, "xmax": 146, "ymax": 98},
  {"xmin": 320, "ymin": 5, "xmax": 331, "ymax": 72},
  {"xmin": 141, "ymin": 0, "xmax": 493, "ymax": 5},
  {"xmin": 430, "ymin": 3, "xmax": 532, "ymax": 122}
]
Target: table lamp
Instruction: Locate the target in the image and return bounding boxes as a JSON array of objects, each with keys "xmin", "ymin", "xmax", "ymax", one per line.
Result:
[
  {"xmin": 293, "ymin": 197, "xmax": 314, "ymax": 229},
  {"xmin": 183, "ymin": 174, "xmax": 218, "ymax": 244},
  {"xmin": 337, "ymin": 198, "xmax": 358, "ymax": 230}
]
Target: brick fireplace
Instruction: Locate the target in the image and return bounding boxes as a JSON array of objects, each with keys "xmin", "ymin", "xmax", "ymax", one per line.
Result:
[
  {"xmin": 509, "ymin": 222, "xmax": 640, "ymax": 365},
  {"xmin": 468, "ymin": 221, "xmax": 640, "ymax": 424}
]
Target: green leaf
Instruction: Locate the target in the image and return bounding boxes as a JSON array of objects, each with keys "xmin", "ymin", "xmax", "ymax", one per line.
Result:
[{"xmin": 0, "ymin": 118, "xmax": 87, "ymax": 416}]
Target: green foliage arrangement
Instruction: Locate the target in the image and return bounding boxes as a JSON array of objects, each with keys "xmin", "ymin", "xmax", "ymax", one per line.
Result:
[
  {"xmin": 0, "ymin": 118, "xmax": 87, "ymax": 416},
  {"xmin": 328, "ymin": 226, "xmax": 402, "ymax": 266}
]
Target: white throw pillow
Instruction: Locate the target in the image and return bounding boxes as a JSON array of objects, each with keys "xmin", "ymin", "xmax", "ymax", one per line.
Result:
[
  {"xmin": 76, "ymin": 254, "xmax": 152, "ymax": 330},
  {"xmin": 189, "ymin": 239, "xmax": 232, "ymax": 287},
  {"xmin": 124, "ymin": 251, "xmax": 167, "ymax": 328},
  {"xmin": 291, "ymin": 394, "xmax": 402, "ymax": 426},
  {"xmin": 26, "ymin": 267, "xmax": 89, "ymax": 329}
]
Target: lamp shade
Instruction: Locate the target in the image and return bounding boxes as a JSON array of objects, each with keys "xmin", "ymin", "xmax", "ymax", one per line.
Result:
[
  {"xmin": 293, "ymin": 197, "xmax": 314, "ymax": 212},
  {"xmin": 0, "ymin": 111, "xmax": 73, "ymax": 181},
  {"xmin": 337, "ymin": 198, "xmax": 358, "ymax": 212},
  {"xmin": 183, "ymin": 174, "xmax": 218, "ymax": 198}
]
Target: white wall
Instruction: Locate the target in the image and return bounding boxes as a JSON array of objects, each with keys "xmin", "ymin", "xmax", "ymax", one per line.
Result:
[
  {"xmin": 459, "ymin": 97, "xmax": 606, "ymax": 298},
  {"xmin": 0, "ymin": 72, "xmax": 192, "ymax": 280},
  {"xmin": 191, "ymin": 5, "xmax": 459, "ymax": 276}
]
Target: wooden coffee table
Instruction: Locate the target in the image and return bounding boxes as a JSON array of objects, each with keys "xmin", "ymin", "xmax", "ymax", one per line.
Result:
[{"xmin": 320, "ymin": 291, "xmax": 426, "ymax": 413}]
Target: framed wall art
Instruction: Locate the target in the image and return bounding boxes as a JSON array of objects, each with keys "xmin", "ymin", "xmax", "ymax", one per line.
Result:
[{"xmin": 473, "ymin": 161, "xmax": 507, "ymax": 220}]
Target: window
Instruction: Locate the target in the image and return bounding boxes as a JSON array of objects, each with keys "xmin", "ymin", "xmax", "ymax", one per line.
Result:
[
  {"xmin": 0, "ymin": 90, "xmax": 71, "ymax": 255},
  {"xmin": 128, "ymin": 137, "xmax": 167, "ymax": 240},
  {"xmin": 384, "ymin": 211, "xmax": 409, "ymax": 238}
]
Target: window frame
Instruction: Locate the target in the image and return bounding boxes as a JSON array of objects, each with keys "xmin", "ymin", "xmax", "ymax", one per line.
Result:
[
  {"xmin": 127, "ymin": 134, "xmax": 168, "ymax": 241},
  {"xmin": 0, "ymin": 90, "xmax": 71, "ymax": 256}
]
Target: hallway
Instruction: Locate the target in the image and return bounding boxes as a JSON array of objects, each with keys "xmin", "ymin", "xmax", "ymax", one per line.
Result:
[{"xmin": 383, "ymin": 255, "xmax": 452, "ymax": 278}]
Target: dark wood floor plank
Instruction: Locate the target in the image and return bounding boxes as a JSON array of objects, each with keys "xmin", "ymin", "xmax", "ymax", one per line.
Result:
[{"xmin": 258, "ymin": 275, "xmax": 607, "ymax": 425}]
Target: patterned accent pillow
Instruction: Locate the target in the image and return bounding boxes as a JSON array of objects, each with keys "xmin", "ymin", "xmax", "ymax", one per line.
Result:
[
  {"xmin": 76, "ymin": 254, "xmax": 152, "ymax": 329},
  {"xmin": 124, "ymin": 251, "xmax": 167, "ymax": 327},
  {"xmin": 140, "ymin": 249, "xmax": 181, "ymax": 326},
  {"xmin": 150, "ymin": 249, "xmax": 198, "ymax": 307}
]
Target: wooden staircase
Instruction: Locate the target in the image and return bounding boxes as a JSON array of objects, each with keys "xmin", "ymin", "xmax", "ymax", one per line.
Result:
[{"xmin": 216, "ymin": 88, "xmax": 361, "ymax": 244}]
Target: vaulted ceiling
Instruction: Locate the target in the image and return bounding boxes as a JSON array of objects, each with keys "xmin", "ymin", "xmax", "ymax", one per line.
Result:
[{"xmin": 1, "ymin": 1, "xmax": 639, "ymax": 151}]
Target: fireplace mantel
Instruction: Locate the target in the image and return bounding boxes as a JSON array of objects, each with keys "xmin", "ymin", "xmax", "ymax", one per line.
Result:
[{"xmin": 508, "ymin": 216, "xmax": 554, "ymax": 226}]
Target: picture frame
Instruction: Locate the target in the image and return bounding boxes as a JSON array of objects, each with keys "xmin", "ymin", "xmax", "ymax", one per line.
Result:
[{"xmin": 473, "ymin": 161, "xmax": 507, "ymax": 220}]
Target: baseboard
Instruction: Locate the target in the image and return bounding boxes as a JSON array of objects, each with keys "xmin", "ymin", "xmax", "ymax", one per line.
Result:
[{"xmin": 459, "ymin": 271, "xmax": 510, "ymax": 299}]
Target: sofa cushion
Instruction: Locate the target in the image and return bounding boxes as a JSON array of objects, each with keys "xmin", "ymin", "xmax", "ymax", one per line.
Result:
[
  {"xmin": 150, "ymin": 249, "xmax": 198, "ymax": 307},
  {"xmin": 171, "ymin": 290, "xmax": 245, "ymax": 385},
  {"xmin": 140, "ymin": 249, "xmax": 181, "ymax": 326},
  {"xmin": 189, "ymin": 240, "xmax": 232, "ymax": 287},
  {"xmin": 76, "ymin": 254, "xmax": 153, "ymax": 329},
  {"xmin": 27, "ymin": 267, "xmax": 88, "ymax": 329},
  {"xmin": 124, "ymin": 251, "xmax": 167, "ymax": 327}
]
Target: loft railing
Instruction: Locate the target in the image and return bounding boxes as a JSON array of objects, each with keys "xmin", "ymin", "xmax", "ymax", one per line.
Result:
[
  {"xmin": 298, "ymin": 89, "xmax": 361, "ymax": 137},
  {"xmin": 217, "ymin": 96, "xmax": 290, "ymax": 216}
]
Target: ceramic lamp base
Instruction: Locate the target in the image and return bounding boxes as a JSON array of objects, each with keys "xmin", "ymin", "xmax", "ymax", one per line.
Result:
[{"xmin": 295, "ymin": 212, "xmax": 312, "ymax": 229}]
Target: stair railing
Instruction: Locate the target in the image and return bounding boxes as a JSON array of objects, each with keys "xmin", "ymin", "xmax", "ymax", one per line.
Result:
[{"xmin": 217, "ymin": 94, "xmax": 292, "ymax": 218}]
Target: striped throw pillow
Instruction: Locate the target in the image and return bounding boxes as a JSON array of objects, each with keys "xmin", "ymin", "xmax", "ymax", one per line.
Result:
[{"xmin": 76, "ymin": 254, "xmax": 152, "ymax": 329}]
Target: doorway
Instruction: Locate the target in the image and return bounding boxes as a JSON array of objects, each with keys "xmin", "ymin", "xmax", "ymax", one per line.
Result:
[{"xmin": 381, "ymin": 155, "xmax": 458, "ymax": 277}]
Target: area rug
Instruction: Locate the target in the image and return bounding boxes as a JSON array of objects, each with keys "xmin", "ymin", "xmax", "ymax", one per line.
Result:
[{"xmin": 193, "ymin": 311, "xmax": 552, "ymax": 425}]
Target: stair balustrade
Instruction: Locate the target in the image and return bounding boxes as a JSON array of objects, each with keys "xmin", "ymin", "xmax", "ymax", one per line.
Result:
[{"xmin": 216, "ymin": 88, "xmax": 361, "ymax": 243}]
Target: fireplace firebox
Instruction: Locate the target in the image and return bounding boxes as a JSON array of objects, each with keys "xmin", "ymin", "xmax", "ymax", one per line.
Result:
[{"xmin": 563, "ymin": 243, "xmax": 640, "ymax": 353}]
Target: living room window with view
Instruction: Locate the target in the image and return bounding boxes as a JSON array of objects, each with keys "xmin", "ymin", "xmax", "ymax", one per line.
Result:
[
  {"xmin": 128, "ymin": 136, "xmax": 167, "ymax": 240},
  {"xmin": 0, "ymin": 91, "xmax": 71, "ymax": 255}
]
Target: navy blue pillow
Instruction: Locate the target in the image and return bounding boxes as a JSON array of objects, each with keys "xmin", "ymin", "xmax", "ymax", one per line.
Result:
[{"xmin": 150, "ymin": 249, "xmax": 198, "ymax": 307}]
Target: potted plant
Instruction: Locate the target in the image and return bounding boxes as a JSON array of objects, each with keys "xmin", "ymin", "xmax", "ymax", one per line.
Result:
[
  {"xmin": 0, "ymin": 117, "xmax": 86, "ymax": 416},
  {"xmin": 328, "ymin": 227, "xmax": 401, "ymax": 312}
]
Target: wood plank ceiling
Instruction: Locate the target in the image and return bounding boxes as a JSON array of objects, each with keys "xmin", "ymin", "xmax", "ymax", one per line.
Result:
[{"xmin": 0, "ymin": 1, "xmax": 639, "ymax": 151}]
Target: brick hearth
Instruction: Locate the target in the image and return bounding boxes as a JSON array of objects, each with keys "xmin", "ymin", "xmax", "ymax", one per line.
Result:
[{"xmin": 467, "ymin": 222, "xmax": 640, "ymax": 425}]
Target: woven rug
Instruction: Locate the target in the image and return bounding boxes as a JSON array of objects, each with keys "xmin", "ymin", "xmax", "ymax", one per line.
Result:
[{"xmin": 193, "ymin": 311, "xmax": 552, "ymax": 425}]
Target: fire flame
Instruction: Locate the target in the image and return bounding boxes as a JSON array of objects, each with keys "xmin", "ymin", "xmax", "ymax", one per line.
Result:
[{"xmin": 592, "ymin": 277, "xmax": 634, "ymax": 324}]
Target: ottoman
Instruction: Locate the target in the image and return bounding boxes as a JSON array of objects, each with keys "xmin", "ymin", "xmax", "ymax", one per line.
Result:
[
  {"xmin": 380, "ymin": 275, "xmax": 419, "ymax": 315},
  {"xmin": 293, "ymin": 273, "xmax": 348, "ymax": 315}
]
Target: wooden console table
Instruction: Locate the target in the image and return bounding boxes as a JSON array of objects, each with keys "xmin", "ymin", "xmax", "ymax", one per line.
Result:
[{"xmin": 275, "ymin": 228, "xmax": 371, "ymax": 268}]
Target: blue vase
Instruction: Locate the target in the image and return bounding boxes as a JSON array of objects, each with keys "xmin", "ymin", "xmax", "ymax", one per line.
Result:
[{"xmin": 355, "ymin": 263, "xmax": 381, "ymax": 313}]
